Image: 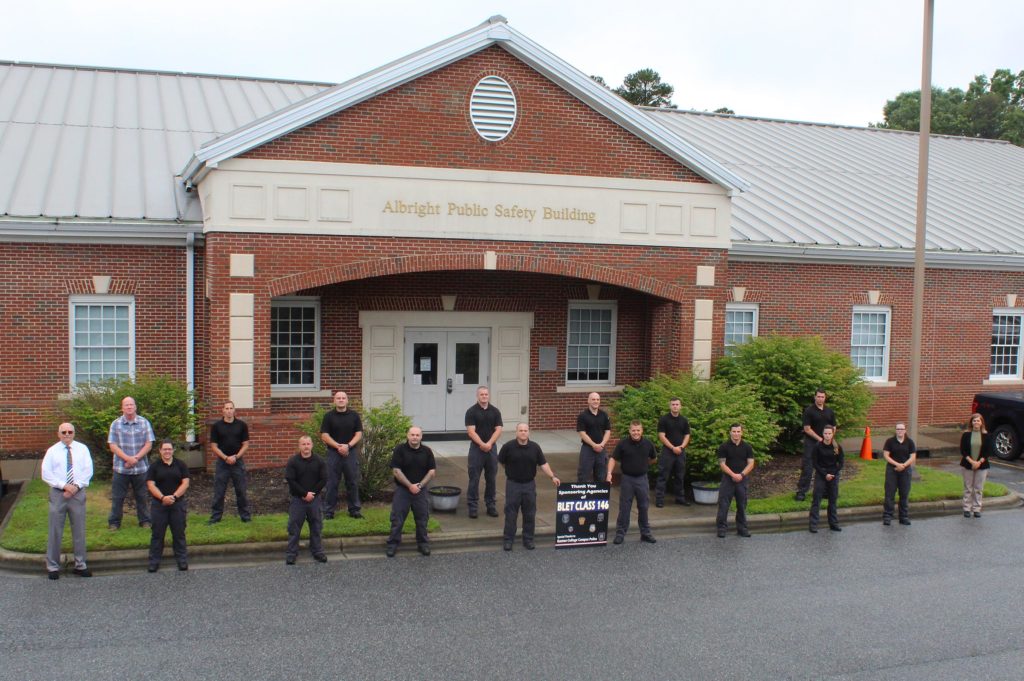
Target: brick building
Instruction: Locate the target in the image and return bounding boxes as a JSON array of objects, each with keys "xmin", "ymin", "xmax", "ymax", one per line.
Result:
[{"xmin": 2, "ymin": 17, "xmax": 1023, "ymax": 466}]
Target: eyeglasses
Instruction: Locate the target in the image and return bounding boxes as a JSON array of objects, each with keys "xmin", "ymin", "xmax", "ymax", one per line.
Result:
[{"xmin": 60, "ymin": 430, "xmax": 74, "ymax": 435}]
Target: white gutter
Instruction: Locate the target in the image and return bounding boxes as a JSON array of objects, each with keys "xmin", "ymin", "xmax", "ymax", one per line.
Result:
[
  {"xmin": 186, "ymin": 231, "xmax": 196, "ymax": 443},
  {"xmin": 730, "ymin": 242, "xmax": 1024, "ymax": 271}
]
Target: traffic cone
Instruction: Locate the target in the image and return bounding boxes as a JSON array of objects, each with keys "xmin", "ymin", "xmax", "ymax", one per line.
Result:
[{"xmin": 859, "ymin": 426, "xmax": 873, "ymax": 460}]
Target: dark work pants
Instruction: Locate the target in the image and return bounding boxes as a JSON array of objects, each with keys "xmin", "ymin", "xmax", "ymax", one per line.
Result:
[
  {"xmin": 109, "ymin": 471, "xmax": 151, "ymax": 527},
  {"xmin": 387, "ymin": 486, "xmax": 430, "ymax": 550},
  {"xmin": 577, "ymin": 445, "xmax": 609, "ymax": 483},
  {"xmin": 809, "ymin": 473, "xmax": 839, "ymax": 529},
  {"xmin": 655, "ymin": 448, "xmax": 686, "ymax": 504},
  {"xmin": 503, "ymin": 479, "xmax": 538, "ymax": 543},
  {"xmin": 287, "ymin": 497, "xmax": 325, "ymax": 560},
  {"xmin": 616, "ymin": 473, "xmax": 652, "ymax": 539},
  {"xmin": 883, "ymin": 466, "xmax": 912, "ymax": 521},
  {"xmin": 210, "ymin": 459, "xmax": 251, "ymax": 521},
  {"xmin": 796, "ymin": 438, "xmax": 816, "ymax": 495},
  {"xmin": 716, "ymin": 475, "xmax": 749, "ymax": 533},
  {"xmin": 467, "ymin": 443, "xmax": 497, "ymax": 513},
  {"xmin": 323, "ymin": 450, "xmax": 361, "ymax": 516},
  {"xmin": 148, "ymin": 500, "xmax": 187, "ymax": 568}
]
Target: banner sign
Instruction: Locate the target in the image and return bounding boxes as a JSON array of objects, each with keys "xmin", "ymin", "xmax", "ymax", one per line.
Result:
[{"xmin": 555, "ymin": 482, "xmax": 610, "ymax": 548}]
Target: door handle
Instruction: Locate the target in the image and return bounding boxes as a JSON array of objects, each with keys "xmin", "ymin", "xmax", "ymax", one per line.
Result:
[{"xmin": 446, "ymin": 378, "xmax": 453, "ymax": 394}]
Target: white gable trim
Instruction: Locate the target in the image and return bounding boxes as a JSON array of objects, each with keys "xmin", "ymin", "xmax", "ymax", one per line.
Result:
[{"xmin": 181, "ymin": 17, "xmax": 748, "ymax": 195}]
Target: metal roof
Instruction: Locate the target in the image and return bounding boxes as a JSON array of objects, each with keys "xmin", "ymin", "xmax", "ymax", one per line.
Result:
[
  {"xmin": 0, "ymin": 61, "xmax": 330, "ymax": 224},
  {"xmin": 649, "ymin": 109, "xmax": 1024, "ymax": 261}
]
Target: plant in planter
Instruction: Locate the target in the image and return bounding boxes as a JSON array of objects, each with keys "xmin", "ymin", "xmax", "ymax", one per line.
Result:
[
  {"xmin": 611, "ymin": 371, "xmax": 777, "ymax": 502},
  {"xmin": 427, "ymin": 485, "xmax": 462, "ymax": 512}
]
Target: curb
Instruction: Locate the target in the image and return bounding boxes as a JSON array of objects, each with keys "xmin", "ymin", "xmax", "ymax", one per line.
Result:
[{"xmin": 3, "ymin": 491, "xmax": 1020, "ymax": 574}]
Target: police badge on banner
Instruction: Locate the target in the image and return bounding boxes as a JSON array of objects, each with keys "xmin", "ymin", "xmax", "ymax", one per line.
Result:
[{"xmin": 555, "ymin": 482, "xmax": 610, "ymax": 547}]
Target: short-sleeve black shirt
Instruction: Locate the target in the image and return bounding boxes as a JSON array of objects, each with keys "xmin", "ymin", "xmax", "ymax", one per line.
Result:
[
  {"xmin": 464, "ymin": 404, "xmax": 503, "ymax": 442},
  {"xmin": 285, "ymin": 453, "xmax": 327, "ymax": 498},
  {"xmin": 883, "ymin": 436, "xmax": 916, "ymax": 465},
  {"xmin": 612, "ymin": 437, "xmax": 656, "ymax": 476},
  {"xmin": 657, "ymin": 413, "xmax": 691, "ymax": 449},
  {"xmin": 577, "ymin": 409, "xmax": 611, "ymax": 444},
  {"xmin": 497, "ymin": 439, "xmax": 548, "ymax": 482},
  {"xmin": 802, "ymin": 404, "xmax": 837, "ymax": 440},
  {"xmin": 717, "ymin": 440, "xmax": 755, "ymax": 473},
  {"xmin": 390, "ymin": 442, "xmax": 437, "ymax": 486},
  {"xmin": 320, "ymin": 409, "xmax": 363, "ymax": 448},
  {"xmin": 146, "ymin": 458, "xmax": 190, "ymax": 496},
  {"xmin": 210, "ymin": 418, "xmax": 249, "ymax": 457}
]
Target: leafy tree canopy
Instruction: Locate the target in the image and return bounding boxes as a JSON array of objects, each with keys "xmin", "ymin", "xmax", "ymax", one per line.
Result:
[{"xmin": 874, "ymin": 69, "xmax": 1024, "ymax": 146}]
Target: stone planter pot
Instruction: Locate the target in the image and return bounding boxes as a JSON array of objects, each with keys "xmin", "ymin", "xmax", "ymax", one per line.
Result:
[
  {"xmin": 428, "ymin": 485, "xmax": 462, "ymax": 512},
  {"xmin": 691, "ymin": 481, "xmax": 721, "ymax": 505}
]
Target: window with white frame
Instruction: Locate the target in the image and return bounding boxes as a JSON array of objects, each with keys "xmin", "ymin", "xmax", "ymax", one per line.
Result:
[
  {"xmin": 69, "ymin": 296, "xmax": 135, "ymax": 387},
  {"xmin": 990, "ymin": 309, "xmax": 1024, "ymax": 379},
  {"xmin": 566, "ymin": 302, "xmax": 617, "ymax": 384},
  {"xmin": 725, "ymin": 303, "xmax": 759, "ymax": 353},
  {"xmin": 851, "ymin": 306, "xmax": 891, "ymax": 381},
  {"xmin": 270, "ymin": 298, "xmax": 320, "ymax": 388}
]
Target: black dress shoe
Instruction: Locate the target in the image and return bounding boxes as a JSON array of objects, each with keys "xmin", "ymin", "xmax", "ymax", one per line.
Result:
[
  {"xmin": 899, "ymin": 519, "xmax": 911, "ymax": 526},
  {"xmin": 717, "ymin": 530, "xmax": 726, "ymax": 538},
  {"xmin": 486, "ymin": 507, "xmax": 499, "ymax": 518},
  {"xmin": 285, "ymin": 557, "xmax": 296, "ymax": 565},
  {"xmin": 314, "ymin": 554, "xmax": 328, "ymax": 563},
  {"xmin": 613, "ymin": 535, "xmax": 624, "ymax": 545},
  {"xmin": 809, "ymin": 526, "xmax": 818, "ymax": 533},
  {"xmin": 324, "ymin": 513, "xmax": 335, "ymax": 520},
  {"xmin": 794, "ymin": 492, "xmax": 806, "ymax": 501},
  {"xmin": 738, "ymin": 530, "xmax": 751, "ymax": 538},
  {"xmin": 385, "ymin": 546, "xmax": 397, "ymax": 558},
  {"xmin": 468, "ymin": 510, "xmax": 478, "ymax": 519},
  {"xmin": 177, "ymin": 564, "xmax": 189, "ymax": 571},
  {"xmin": 640, "ymin": 535, "xmax": 657, "ymax": 544},
  {"xmin": 524, "ymin": 541, "xmax": 535, "ymax": 550},
  {"xmin": 147, "ymin": 565, "xmax": 159, "ymax": 573},
  {"xmin": 676, "ymin": 499, "xmax": 691, "ymax": 506},
  {"xmin": 655, "ymin": 501, "xmax": 664, "ymax": 508},
  {"xmin": 417, "ymin": 545, "xmax": 431, "ymax": 556},
  {"xmin": 829, "ymin": 525, "xmax": 842, "ymax": 532},
  {"xmin": 240, "ymin": 517, "xmax": 252, "ymax": 523},
  {"xmin": 349, "ymin": 511, "xmax": 363, "ymax": 519},
  {"xmin": 883, "ymin": 519, "xmax": 892, "ymax": 526},
  {"xmin": 503, "ymin": 540, "xmax": 513, "ymax": 551},
  {"xmin": 73, "ymin": 567, "xmax": 92, "ymax": 578},
  {"xmin": 963, "ymin": 511, "xmax": 971, "ymax": 518},
  {"xmin": 973, "ymin": 512, "xmax": 981, "ymax": 518},
  {"xmin": 47, "ymin": 571, "xmax": 59, "ymax": 580}
]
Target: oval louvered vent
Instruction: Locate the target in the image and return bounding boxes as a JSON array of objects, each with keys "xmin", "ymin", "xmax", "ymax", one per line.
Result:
[{"xmin": 470, "ymin": 76, "xmax": 517, "ymax": 141}]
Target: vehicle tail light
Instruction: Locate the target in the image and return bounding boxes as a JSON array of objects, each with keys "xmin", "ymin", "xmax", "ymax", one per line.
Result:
[{"xmin": 971, "ymin": 398, "xmax": 979, "ymax": 412}]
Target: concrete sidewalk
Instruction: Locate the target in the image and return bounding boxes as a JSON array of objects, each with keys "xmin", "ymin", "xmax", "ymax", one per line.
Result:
[{"xmin": 3, "ymin": 425, "xmax": 1016, "ymax": 574}]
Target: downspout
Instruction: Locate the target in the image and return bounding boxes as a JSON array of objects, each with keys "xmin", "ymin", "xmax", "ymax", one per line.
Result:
[{"xmin": 186, "ymin": 230, "xmax": 196, "ymax": 443}]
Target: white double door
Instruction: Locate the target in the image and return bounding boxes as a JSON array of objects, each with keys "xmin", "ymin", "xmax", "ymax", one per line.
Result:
[{"xmin": 404, "ymin": 329, "xmax": 490, "ymax": 432}]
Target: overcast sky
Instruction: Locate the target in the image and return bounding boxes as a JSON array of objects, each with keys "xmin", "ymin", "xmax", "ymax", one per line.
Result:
[{"xmin": 5, "ymin": 0, "xmax": 1022, "ymax": 127}]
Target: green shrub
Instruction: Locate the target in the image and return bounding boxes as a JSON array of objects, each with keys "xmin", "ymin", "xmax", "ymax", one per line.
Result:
[
  {"xmin": 611, "ymin": 372, "xmax": 778, "ymax": 481},
  {"xmin": 715, "ymin": 335, "xmax": 874, "ymax": 455},
  {"xmin": 296, "ymin": 399, "xmax": 413, "ymax": 501},
  {"xmin": 56, "ymin": 375, "xmax": 197, "ymax": 478}
]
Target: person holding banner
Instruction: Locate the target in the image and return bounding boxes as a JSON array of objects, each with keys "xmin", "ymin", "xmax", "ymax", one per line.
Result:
[
  {"xmin": 607, "ymin": 421, "xmax": 657, "ymax": 545},
  {"xmin": 716, "ymin": 424, "xmax": 755, "ymax": 538},
  {"xmin": 577, "ymin": 392, "xmax": 611, "ymax": 483},
  {"xmin": 497, "ymin": 423, "xmax": 560, "ymax": 551}
]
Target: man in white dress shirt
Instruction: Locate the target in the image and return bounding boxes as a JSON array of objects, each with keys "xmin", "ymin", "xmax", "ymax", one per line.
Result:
[{"xmin": 42, "ymin": 423, "xmax": 94, "ymax": 579}]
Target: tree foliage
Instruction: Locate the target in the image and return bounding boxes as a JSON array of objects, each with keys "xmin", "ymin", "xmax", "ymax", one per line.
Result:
[
  {"xmin": 715, "ymin": 335, "xmax": 874, "ymax": 455},
  {"xmin": 56, "ymin": 375, "xmax": 197, "ymax": 478},
  {"xmin": 611, "ymin": 372, "xmax": 778, "ymax": 481},
  {"xmin": 613, "ymin": 68, "xmax": 676, "ymax": 108},
  {"xmin": 875, "ymin": 69, "xmax": 1024, "ymax": 146},
  {"xmin": 296, "ymin": 399, "xmax": 412, "ymax": 501}
]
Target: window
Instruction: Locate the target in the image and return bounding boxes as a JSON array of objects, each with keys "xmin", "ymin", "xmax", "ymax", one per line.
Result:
[
  {"xmin": 725, "ymin": 303, "xmax": 759, "ymax": 353},
  {"xmin": 69, "ymin": 296, "xmax": 135, "ymax": 387},
  {"xmin": 990, "ymin": 309, "xmax": 1024, "ymax": 379},
  {"xmin": 566, "ymin": 302, "xmax": 617, "ymax": 384},
  {"xmin": 851, "ymin": 306, "xmax": 891, "ymax": 382},
  {"xmin": 270, "ymin": 298, "xmax": 320, "ymax": 388}
]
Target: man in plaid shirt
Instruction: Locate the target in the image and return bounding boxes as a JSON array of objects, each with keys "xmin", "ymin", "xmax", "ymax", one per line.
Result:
[{"xmin": 107, "ymin": 396, "xmax": 155, "ymax": 530}]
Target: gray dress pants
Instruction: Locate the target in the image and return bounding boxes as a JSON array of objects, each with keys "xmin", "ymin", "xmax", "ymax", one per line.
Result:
[{"xmin": 47, "ymin": 487, "xmax": 87, "ymax": 572}]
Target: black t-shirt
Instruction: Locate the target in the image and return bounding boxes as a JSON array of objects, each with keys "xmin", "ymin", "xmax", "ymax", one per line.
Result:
[
  {"xmin": 390, "ymin": 442, "xmax": 437, "ymax": 486},
  {"xmin": 812, "ymin": 442, "xmax": 844, "ymax": 476},
  {"xmin": 497, "ymin": 440, "xmax": 547, "ymax": 482},
  {"xmin": 146, "ymin": 458, "xmax": 190, "ymax": 496},
  {"xmin": 285, "ymin": 453, "xmax": 327, "ymax": 498},
  {"xmin": 717, "ymin": 440, "xmax": 755, "ymax": 473},
  {"xmin": 210, "ymin": 418, "xmax": 249, "ymax": 457},
  {"xmin": 612, "ymin": 437, "xmax": 656, "ymax": 476},
  {"xmin": 577, "ymin": 409, "xmax": 611, "ymax": 444},
  {"xmin": 883, "ymin": 436, "xmax": 916, "ymax": 465},
  {"xmin": 802, "ymin": 404, "xmax": 836, "ymax": 440},
  {"xmin": 320, "ymin": 409, "xmax": 363, "ymax": 449},
  {"xmin": 657, "ymin": 413, "xmax": 691, "ymax": 449},
  {"xmin": 464, "ymin": 403, "xmax": 503, "ymax": 442}
]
